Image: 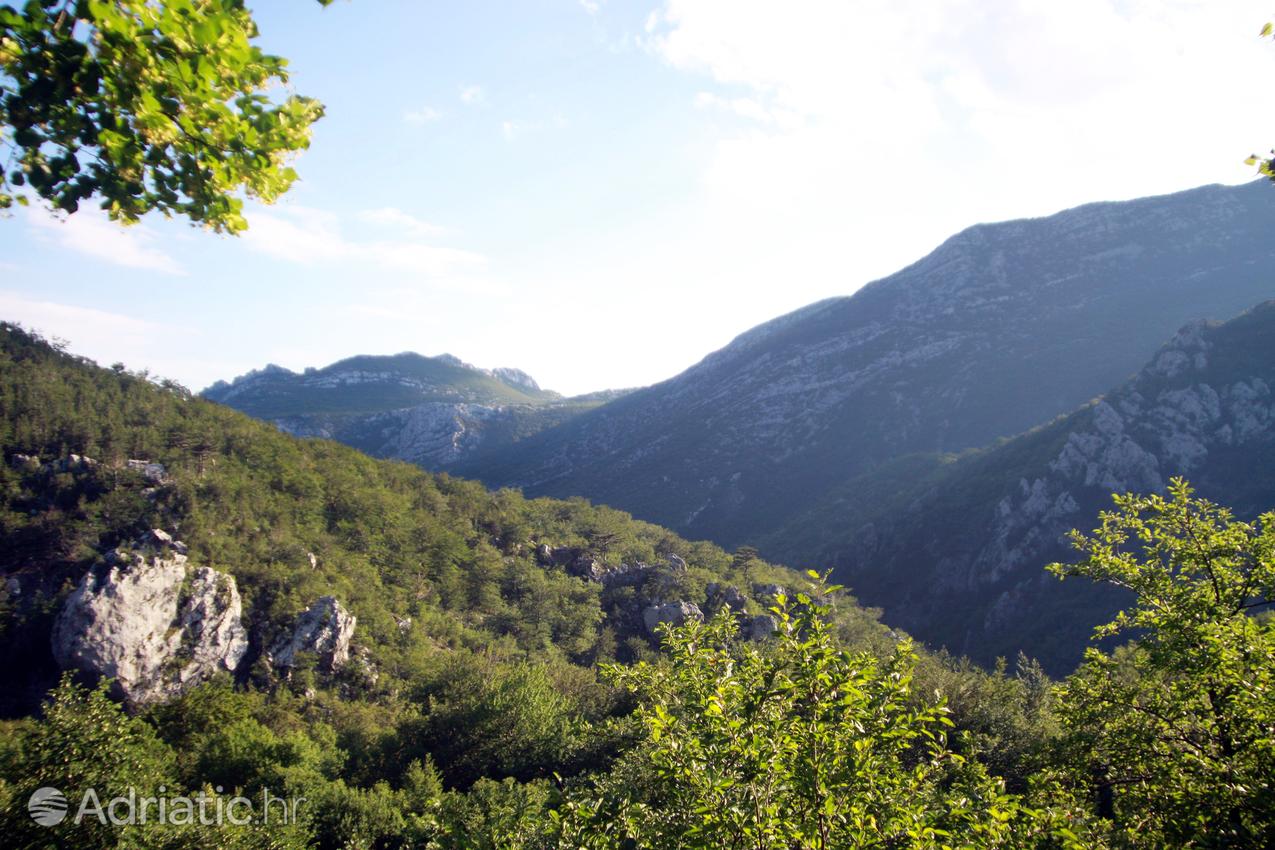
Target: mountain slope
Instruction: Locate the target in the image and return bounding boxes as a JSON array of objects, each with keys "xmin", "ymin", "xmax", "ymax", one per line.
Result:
[
  {"xmin": 460, "ymin": 180, "xmax": 1275, "ymax": 549},
  {"xmin": 0, "ymin": 323, "xmax": 883, "ymax": 716},
  {"xmin": 203, "ymin": 353, "xmax": 625, "ymax": 470},
  {"xmin": 767, "ymin": 302, "xmax": 1275, "ymax": 672}
]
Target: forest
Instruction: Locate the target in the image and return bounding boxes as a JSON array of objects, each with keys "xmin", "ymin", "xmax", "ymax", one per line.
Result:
[{"xmin": 0, "ymin": 324, "xmax": 1271, "ymax": 849}]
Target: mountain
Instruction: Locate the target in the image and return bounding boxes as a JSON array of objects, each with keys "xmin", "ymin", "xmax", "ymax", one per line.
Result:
[
  {"xmin": 458, "ymin": 180, "xmax": 1275, "ymax": 550},
  {"xmin": 764, "ymin": 301, "xmax": 1275, "ymax": 672},
  {"xmin": 203, "ymin": 352, "xmax": 628, "ymax": 470}
]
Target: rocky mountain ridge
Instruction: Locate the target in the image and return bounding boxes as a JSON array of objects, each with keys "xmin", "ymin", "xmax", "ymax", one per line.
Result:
[
  {"xmin": 459, "ymin": 180, "xmax": 1275, "ymax": 549},
  {"xmin": 787, "ymin": 302, "xmax": 1275, "ymax": 671},
  {"xmin": 203, "ymin": 352, "xmax": 627, "ymax": 471},
  {"xmin": 204, "ymin": 352, "xmax": 556, "ymax": 413}
]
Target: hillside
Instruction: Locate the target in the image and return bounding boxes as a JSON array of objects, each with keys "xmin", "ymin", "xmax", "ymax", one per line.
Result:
[
  {"xmin": 458, "ymin": 181, "xmax": 1275, "ymax": 550},
  {"xmin": 203, "ymin": 353, "xmax": 626, "ymax": 470},
  {"xmin": 3, "ymin": 324, "xmax": 871, "ymax": 713},
  {"xmin": 2, "ymin": 329, "xmax": 1270, "ymax": 848},
  {"xmin": 765, "ymin": 301, "xmax": 1275, "ymax": 672}
]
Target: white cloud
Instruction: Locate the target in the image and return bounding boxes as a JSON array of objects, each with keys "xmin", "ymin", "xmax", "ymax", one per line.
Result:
[
  {"xmin": 0, "ymin": 292, "xmax": 157, "ymax": 343},
  {"xmin": 459, "ymin": 84, "xmax": 485, "ymax": 105},
  {"xmin": 24, "ymin": 209, "xmax": 185, "ymax": 275},
  {"xmin": 693, "ymin": 91, "xmax": 797, "ymax": 128},
  {"xmin": 500, "ymin": 114, "xmax": 568, "ymax": 140},
  {"xmin": 243, "ymin": 205, "xmax": 486, "ymax": 278},
  {"xmin": 645, "ymin": 0, "xmax": 1275, "ymax": 290},
  {"xmin": 0, "ymin": 291, "xmax": 207, "ymax": 382},
  {"xmin": 356, "ymin": 207, "xmax": 449, "ymax": 238},
  {"xmin": 403, "ymin": 105, "xmax": 442, "ymax": 125},
  {"xmin": 579, "ymin": 0, "xmax": 600, "ymax": 14}
]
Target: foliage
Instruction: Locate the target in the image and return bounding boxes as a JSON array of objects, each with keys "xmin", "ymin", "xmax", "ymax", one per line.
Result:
[
  {"xmin": 0, "ymin": 322, "xmax": 869, "ymax": 847},
  {"xmin": 0, "ymin": 0, "xmax": 331, "ymax": 230},
  {"xmin": 0, "ymin": 674, "xmax": 311, "ymax": 849},
  {"xmin": 7, "ymin": 323, "xmax": 1274, "ymax": 849},
  {"xmin": 1048, "ymin": 480, "xmax": 1275, "ymax": 848},
  {"xmin": 556, "ymin": 579, "xmax": 1077, "ymax": 849}
]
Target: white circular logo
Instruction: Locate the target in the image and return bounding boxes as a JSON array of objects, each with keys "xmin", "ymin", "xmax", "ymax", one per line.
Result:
[{"xmin": 28, "ymin": 787, "xmax": 68, "ymax": 826}]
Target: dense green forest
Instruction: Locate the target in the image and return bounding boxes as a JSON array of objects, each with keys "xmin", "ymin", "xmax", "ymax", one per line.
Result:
[{"xmin": 0, "ymin": 323, "xmax": 1271, "ymax": 849}]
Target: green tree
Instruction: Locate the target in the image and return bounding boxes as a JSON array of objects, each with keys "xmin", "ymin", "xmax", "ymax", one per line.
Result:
[
  {"xmin": 557, "ymin": 578, "xmax": 1076, "ymax": 849},
  {"xmin": 0, "ymin": 0, "xmax": 332, "ymax": 231},
  {"xmin": 1048, "ymin": 480, "xmax": 1275, "ymax": 848},
  {"xmin": 416, "ymin": 660, "xmax": 577, "ymax": 789},
  {"xmin": 0, "ymin": 674, "xmax": 174, "ymax": 849}
]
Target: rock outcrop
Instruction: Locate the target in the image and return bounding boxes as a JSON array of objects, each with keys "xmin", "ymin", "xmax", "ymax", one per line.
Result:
[
  {"xmin": 536, "ymin": 543, "xmax": 779, "ymax": 643},
  {"xmin": 269, "ymin": 596, "xmax": 356, "ymax": 673},
  {"xmin": 642, "ymin": 600, "xmax": 703, "ymax": 638},
  {"xmin": 822, "ymin": 302, "xmax": 1275, "ymax": 672},
  {"xmin": 52, "ymin": 530, "xmax": 248, "ymax": 704}
]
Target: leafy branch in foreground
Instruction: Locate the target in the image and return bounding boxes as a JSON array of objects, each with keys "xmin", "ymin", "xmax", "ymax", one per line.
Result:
[
  {"xmin": 0, "ymin": 0, "xmax": 334, "ymax": 231},
  {"xmin": 1048, "ymin": 479, "xmax": 1275, "ymax": 849},
  {"xmin": 556, "ymin": 575, "xmax": 1085, "ymax": 849},
  {"xmin": 1249, "ymin": 22, "xmax": 1275, "ymax": 180}
]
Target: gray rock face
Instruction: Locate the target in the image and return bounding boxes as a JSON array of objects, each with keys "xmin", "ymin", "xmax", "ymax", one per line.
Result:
[
  {"xmin": 745, "ymin": 614, "xmax": 780, "ymax": 641},
  {"xmin": 751, "ymin": 583, "xmax": 787, "ymax": 602},
  {"xmin": 9, "ymin": 452, "xmax": 40, "ymax": 471},
  {"xmin": 980, "ymin": 336, "xmax": 1275, "ymax": 593},
  {"xmin": 125, "ymin": 459, "xmax": 169, "ymax": 484},
  {"xmin": 642, "ymin": 600, "xmax": 703, "ymax": 638},
  {"xmin": 706, "ymin": 582, "xmax": 748, "ymax": 612},
  {"xmin": 269, "ymin": 596, "xmax": 356, "ymax": 673},
  {"xmin": 51, "ymin": 453, "xmax": 97, "ymax": 474},
  {"xmin": 490, "ymin": 367, "xmax": 541, "ymax": 392},
  {"xmin": 824, "ymin": 302, "xmax": 1275, "ymax": 672},
  {"xmin": 52, "ymin": 531, "xmax": 248, "ymax": 704}
]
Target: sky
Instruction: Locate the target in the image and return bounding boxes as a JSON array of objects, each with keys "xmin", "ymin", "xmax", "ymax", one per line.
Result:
[{"xmin": 2, "ymin": 0, "xmax": 1274, "ymax": 396}]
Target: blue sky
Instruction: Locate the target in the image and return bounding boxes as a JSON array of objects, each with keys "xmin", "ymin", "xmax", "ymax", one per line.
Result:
[{"xmin": 3, "ymin": 0, "xmax": 1274, "ymax": 395}]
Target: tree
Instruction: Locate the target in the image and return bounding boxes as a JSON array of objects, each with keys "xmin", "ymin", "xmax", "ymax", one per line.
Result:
[
  {"xmin": 1048, "ymin": 480, "xmax": 1275, "ymax": 848},
  {"xmin": 556, "ymin": 578, "xmax": 1078, "ymax": 849},
  {"xmin": 0, "ymin": 0, "xmax": 333, "ymax": 232},
  {"xmin": 0, "ymin": 674, "xmax": 174, "ymax": 849}
]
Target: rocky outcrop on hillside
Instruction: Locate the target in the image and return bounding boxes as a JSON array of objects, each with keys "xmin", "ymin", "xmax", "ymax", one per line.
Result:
[
  {"xmin": 642, "ymin": 600, "xmax": 703, "ymax": 638},
  {"xmin": 269, "ymin": 596, "xmax": 357, "ymax": 673},
  {"xmin": 274, "ymin": 402, "xmax": 583, "ymax": 471},
  {"xmin": 52, "ymin": 530, "xmax": 248, "ymax": 704},
  {"xmin": 535, "ymin": 543, "xmax": 779, "ymax": 643},
  {"xmin": 979, "ymin": 318, "xmax": 1274, "ymax": 591},
  {"xmin": 823, "ymin": 302, "xmax": 1275, "ymax": 672}
]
